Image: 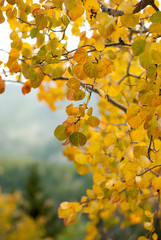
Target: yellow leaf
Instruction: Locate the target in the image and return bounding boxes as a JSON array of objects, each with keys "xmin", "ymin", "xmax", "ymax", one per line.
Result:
[
  {"xmin": 76, "ymin": 164, "xmax": 90, "ymax": 175},
  {"xmin": 104, "ymin": 133, "xmax": 117, "ymax": 146},
  {"xmin": 68, "ymin": 4, "xmax": 84, "ymax": 21},
  {"xmin": 108, "ymin": 84, "xmax": 120, "ymax": 97},
  {"xmin": 121, "ymin": 14, "xmax": 139, "ymax": 27},
  {"xmin": 152, "ymin": 176, "xmax": 161, "ymax": 192}
]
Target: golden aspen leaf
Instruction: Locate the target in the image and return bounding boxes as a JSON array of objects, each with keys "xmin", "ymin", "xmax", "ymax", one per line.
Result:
[
  {"xmin": 133, "ymin": 146, "xmax": 147, "ymax": 158},
  {"xmin": 54, "ymin": 125, "xmax": 68, "ymax": 141},
  {"xmin": 64, "ymin": 0, "xmax": 76, "ymax": 10},
  {"xmin": 151, "ymin": 50, "xmax": 161, "ymax": 64},
  {"xmin": 139, "ymin": 52, "xmax": 152, "ymax": 69},
  {"xmin": 108, "ymin": 84, "xmax": 120, "ymax": 97},
  {"xmin": 36, "ymin": 14, "xmax": 47, "ymax": 30},
  {"xmin": 21, "ymin": 81, "xmax": 31, "ymax": 95},
  {"xmin": 68, "ymin": 4, "xmax": 84, "ymax": 21},
  {"xmin": 61, "ymin": 15, "xmax": 70, "ymax": 26},
  {"xmin": 0, "ymin": 76, "xmax": 5, "ymax": 94},
  {"xmin": 0, "ymin": 10, "xmax": 5, "ymax": 24},
  {"xmin": 76, "ymin": 164, "xmax": 90, "ymax": 175},
  {"xmin": 104, "ymin": 133, "xmax": 117, "ymax": 146},
  {"xmin": 83, "ymin": 62, "xmax": 98, "ymax": 78},
  {"xmin": 97, "ymin": 58, "xmax": 111, "ymax": 78},
  {"xmin": 107, "ymin": 50, "xmax": 117, "ymax": 60},
  {"xmin": 96, "ymin": 12, "xmax": 109, "ymax": 24},
  {"xmin": 120, "ymin": 2, "xmax": 133, "ymax": 14},
  {"xmin": 95, "ymin": 39, "xmax": 105, "ymax": 51},
  {"xmin": 64, "ymin": 212, "xmax": 77, "ymax": 225},
  {"xmin": 67, "ymin": 88, "xmax": 85, "ymax": 101},
  {"xmin": 74, "ymin": 63, "xmax": 88, "ymax": 80},
  {"xmin": 22, "ymin": 42, "xmax": 32, "ymax": 58},
  {"xmin": 87, "ymin": 107, "xmax": 93, "ymax": 116},
  {"xmin": 158, "ymin": 118, "xmax": 161, "ymax": 131},
  {"xmin": 75, "ymin": 154, "xmax": 87, "ymax": 164},
  {"xmin": 66, "ymin": 78, "xmax": 80, "ymax": 89},
  {"xmin": 121, "ymin": 14, "xmax": 139, "ymax": 27},
  {"xmin": 73, "ymin": 48, "xmax": 88, "ymax": 64},
  {"xmin": 147, "ymin": 64, "xmax": 157, "ymax": 80},
  {"xmin": 84, "ymin": 0, "xmax": 99, "ymax": 12},
  {"xmin": 132, "ymin": 39, "xmax": 146, "ymax": 56},
  {"xmin": 69, "ymin": 132, "xmax": 87, "ymax": 146},
  {"xmin": 128, "ymin": 113, "xmax": 143, "ymax": 128},
  {"xmin": 149, "ymin": 22, "xmax": 161, "ymax": 33},
  {"xmin": 9, "ymin": 48, "xmax": 19, "ymax": 59},
  {"xmin": 138, "ymin": 237, "xmax": 148, "ymax": 240},
  {"xmin": 87, "ymin": 116, "xmax": 100, "ymax": 127},
  {"xmin": 131, "ymin": 128, "xmax": 146, "ymax": 142},
  {"xmin": 152, "ymin": 233, "xmax": 158, "ymax": 240},
  {"xmin": 110, "ymin": 191, "xmax": 120, "ymax": 203},
  {"xmin": 9, "ymin": 60, "xmax": 21, "ymax": 73},
  {"xmin": 111, "ymin": 0, "xmax": 123, "ymax": 4},
  {"xmin": 157, "ymin": 65, "xmax": 161, "ymax": 77}
]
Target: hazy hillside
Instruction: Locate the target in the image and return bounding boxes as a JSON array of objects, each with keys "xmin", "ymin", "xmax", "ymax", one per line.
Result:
[{"xmin": 0, "ymin": 84, "xmax": 67, "ymax": 161}]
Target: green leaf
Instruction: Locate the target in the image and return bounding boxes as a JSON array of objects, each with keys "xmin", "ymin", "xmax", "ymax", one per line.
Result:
[
  {"xmin": 69, "ymin": 132, "xmax": 87, "ymax": 146},
  {"xmin": 30, "ymin": 28, "xmax": 39, "ymax": 38},
  {"xmin": 132, "ymin": 39, "xmax": 146, "ymax": 56},
  {"xmin": 150, "ymin": 11, "xmax": 161, "ymax": 23},
  {"xmin": 54, "ymin": 125, "xmax": 68, "ymax": 141},
  {"xmin": 83, "ymin": 62, "xmax": 98, "ymax": 78}
]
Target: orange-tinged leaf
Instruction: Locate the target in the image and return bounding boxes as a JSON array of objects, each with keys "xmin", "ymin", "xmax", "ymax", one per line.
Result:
[
  {"xmin": 9, "ymin": 48, "xmax": 19, "ymax": 59},
  {"xmin": 36, "ymin": 14, "xmax": 47, "ymax": 30},
  {"xmin": 73, "ymin": 48, "xmax": 88, "ymax": 64},
  {"xmin": 83, "ymin": 62, "xmax": 98, "ymax": 78},
  {"xmin": 67, "ymin": 88, "xmax": 85, "ymax": 101},
  {"xmin": 108, "ymin": 84, "xmax": 121, "ymax": 97},
  {"xmin": 0, "ymin": 9, "xmax": 5, "ymax": 24},
  {"xmin": 69, "ymin": 132, "xmax": 87, "ymax": 146},
  {"xmin": 88, "ymin": 116, "xmax": 100, "ymax": 127},
  {"xmin": 74, "ymin": 63, "xmax": 88, "ymax": 80},
  {"xmin": 0, "ymin": 76, "xmax": 5, "ymax": 94},
  {"xmin": 64, "ymin": 212, "xmax": 76, "ymax": 225},
  {"xmin": 54, "ymin": 125, "xmax": 68, "ymax": 141},
  {"xmin": 87, "ymin": 107, "xmax": 93, "ymax": 116},
  {"xmin": 21, "ymin": 81, "xmax": 31, "ymax": 95},
  {"xmin": 97, "ymin": 58, "xmax": 111, "ymax": 78}
]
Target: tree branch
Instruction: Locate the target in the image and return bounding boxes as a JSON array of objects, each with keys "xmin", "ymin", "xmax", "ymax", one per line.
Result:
[{"xmin": 137, "ymin": 164, "xmax": 161, "ymax": 176}]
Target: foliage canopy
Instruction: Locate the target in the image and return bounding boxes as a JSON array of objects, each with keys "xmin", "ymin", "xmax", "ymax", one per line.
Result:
[{"xmin": 2, "ymin": 0, "xmax": 161, "ymax": 238}]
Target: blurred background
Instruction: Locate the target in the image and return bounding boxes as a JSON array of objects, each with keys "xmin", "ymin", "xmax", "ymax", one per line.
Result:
[{"xmin": 0, "ymin": 82, "xmax": 93, "ymax": 239}]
